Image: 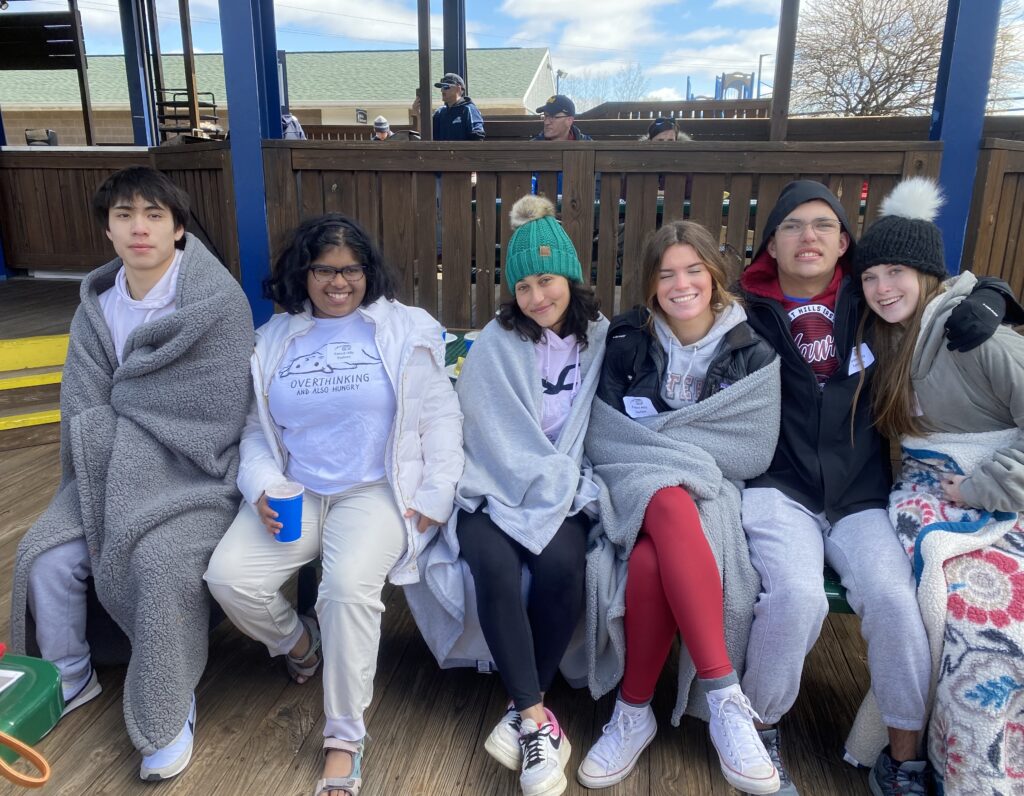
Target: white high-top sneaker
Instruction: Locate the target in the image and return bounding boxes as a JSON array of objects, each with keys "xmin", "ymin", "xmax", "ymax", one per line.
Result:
[
  {"xmin": 706, "ymin": 684, "xmax": 780, "ymax": 795},
  {"xmin": 577, "ymin": 699, "xmax": 657, "ymax": 788},
  {"xmin": 484, "ymin": 703, "xmax": 522, "ymax": 770}
]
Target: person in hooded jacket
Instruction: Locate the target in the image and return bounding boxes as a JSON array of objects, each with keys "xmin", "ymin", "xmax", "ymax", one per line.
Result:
[
  {"xmin": 735, "ymin": 179, "xmax": 1016, "ymax": 796},
  {"xmin": 577, "ymin": 220, "xmax": 782, "ymax": 795}
]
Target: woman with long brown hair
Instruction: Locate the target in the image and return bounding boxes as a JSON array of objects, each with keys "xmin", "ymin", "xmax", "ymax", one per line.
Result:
[
  {"xmin": 853, "ymin": 178, "xmax": 1024, "ymax": 796},
  {"xmin": 580, "ymin": 220, "xmax": 782, "ymax": 793}
]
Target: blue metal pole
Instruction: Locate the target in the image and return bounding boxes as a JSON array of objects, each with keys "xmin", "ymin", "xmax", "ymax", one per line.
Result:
[
  {"xmin": 219, "ymin": 0, "xmax": 276, "ymax": 323},
  {"xmin": 258, "ymin": 0, "xmax": 281, "ymax": 138},
  {"xmin": 930, "ymin": 0, "xmax": 1002, "ymax": 273},
  {"xmin": 119, "ymin": 0, "xmax": 156, "ymax": 146},
  {"xmin": 0, "ymin": 101, "xmax": 7, "ymax": 147},
  {"xmin": 0, "ymin": 104, "xmax": 6, "ymax": 279}
]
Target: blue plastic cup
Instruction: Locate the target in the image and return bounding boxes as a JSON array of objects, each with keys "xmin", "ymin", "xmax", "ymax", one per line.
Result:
[
  {"xmin": 463, "ymin": 330, "xmax": 479, "ymax": 351},
  {"xmin": 266, "ymin": 481, "xmax": 304, "ymax": 543}
]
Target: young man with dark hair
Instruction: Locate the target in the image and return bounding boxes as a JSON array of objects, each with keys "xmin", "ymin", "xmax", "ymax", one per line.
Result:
[
  {"xmin": 10, "ymin": 166, "xmax": 253, "ymax": 781},
  {"xmin": 736, "ymin": 180, "xmax": 1015, "ymax": 796}
]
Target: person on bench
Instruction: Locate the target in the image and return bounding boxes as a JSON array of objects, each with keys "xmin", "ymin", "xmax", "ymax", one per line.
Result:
[
  {"xmin": 9, "ymin": 166, "xmax": 253, "ymax": 781},
  {"xmin": 580, "ymin": 220, "xmax": 781, "ymax": 794},
  {"xmin": 735, "ymin": 179, "xmax": 1010, "ymax": 796},
  {"xmin": 851, "ymin": 178, "xmax": 1024, "ymax": 795},
  {"xmin": 204, "ymin": 213, "xmax": 463, "ymax": 796}
]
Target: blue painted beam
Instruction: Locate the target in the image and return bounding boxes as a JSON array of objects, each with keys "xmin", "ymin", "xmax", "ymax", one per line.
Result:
[
  {"xmin": 930, "ymin": 0, "xmax": 1002, "ymax": 273},
  {"xmin": 0, "ymin": 101, "xmax": 7, "ymax": 147},
  {"xmin": 218, "ymin": 0, "xmax": 277, "ymax": 323},
  {"xmin": 118, "ymin": 0, "xmax": 156, "ymax": 146},
  {"xmin": 0, "ymin": 102, "xmax": 6, "ymax": 278}
]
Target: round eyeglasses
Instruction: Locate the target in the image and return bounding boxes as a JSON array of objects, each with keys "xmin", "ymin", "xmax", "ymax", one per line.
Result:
[{"xmin": 309, "ymin": 264, "xmax": 366, "ymax": 283}]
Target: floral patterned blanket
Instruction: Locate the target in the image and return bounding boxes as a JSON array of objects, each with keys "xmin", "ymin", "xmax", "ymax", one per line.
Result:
[{"xmin": 889, "ymin": 432, "xmax": 1024, "ymax": 795}]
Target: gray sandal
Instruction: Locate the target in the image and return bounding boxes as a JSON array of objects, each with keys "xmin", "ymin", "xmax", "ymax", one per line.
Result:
[
  {"xmin": 313, "ymin": 737, "xmax": 364, "ymax": 796},
  {"xmin": 286, "ymin": 614, "xmax": 322, "ymax": 684}
]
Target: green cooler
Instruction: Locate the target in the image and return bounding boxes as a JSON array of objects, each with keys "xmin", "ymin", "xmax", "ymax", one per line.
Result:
[{"xmin": 0, "ymin": 652, "xmax": 62, "ymax": 764}]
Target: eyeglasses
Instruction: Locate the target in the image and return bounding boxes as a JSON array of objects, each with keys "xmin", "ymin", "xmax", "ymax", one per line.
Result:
[
  {"xmin": 543, "ymin": 113, "xmax": 570, "ymax": 120},
  {"xmin": 309, "ymin": 264, "xmax": 366, "ymax": 283},
  {"xmin": 776, "ymin": 219, "xmax": 842, "ymax": 237}
]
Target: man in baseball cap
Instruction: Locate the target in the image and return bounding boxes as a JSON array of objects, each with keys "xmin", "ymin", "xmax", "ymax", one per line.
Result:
[
  {"xmin": 532, "ymin": 95, "xmax": 592, "ymax": 141},
  {"xmin": 431, "ymin": 73, "xmax": 485, "ymax": 141}
]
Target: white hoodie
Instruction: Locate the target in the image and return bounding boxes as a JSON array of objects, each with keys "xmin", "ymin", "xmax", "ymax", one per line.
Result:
[{"xmin": 653, "ymin": 301, "xmax": 748, "ymax": 409}]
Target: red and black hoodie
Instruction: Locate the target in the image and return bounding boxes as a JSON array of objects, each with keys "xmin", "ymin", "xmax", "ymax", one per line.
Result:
[{"xmin": 739, "ymin": 180, "xmax": 891, "ymax": 524}]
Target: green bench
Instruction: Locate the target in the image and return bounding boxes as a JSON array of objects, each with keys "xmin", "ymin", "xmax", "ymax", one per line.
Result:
[{"xmin": 443, "ymin": 332, "xmax": 854, "ymax": 615}]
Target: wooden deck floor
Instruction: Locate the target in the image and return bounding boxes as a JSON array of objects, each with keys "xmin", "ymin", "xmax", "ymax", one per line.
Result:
[
  {"xmin": 0, "ymin": 278, "xmax": 81, "ymax": 340},
  {"xmin": 0, "ymin": 443, "xmax": 874, "ymax": 796}
]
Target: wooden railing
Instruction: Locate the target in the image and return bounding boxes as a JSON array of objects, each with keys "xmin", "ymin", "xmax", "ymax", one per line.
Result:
[
  {"xmin": 965, "ymin": 138, "xmax": 1024, "ymax": 296},
  {"xmin": 263, "ymin": 140, "xmax": 942, "ymax": 328},
  {"xmin": 305, "ymin": 115, "xmax": 1024, "ymax": 144},
  {"xmin": 577, "ymin": 99, "xmax": 771, "ymax": 120},
  {"xmin": 0, "ymin": 141, "xmax": 239, "ymax": 277}
]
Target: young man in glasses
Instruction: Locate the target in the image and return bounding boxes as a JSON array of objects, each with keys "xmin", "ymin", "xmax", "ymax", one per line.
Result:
[
  {"xmin": 532, "ymin": 95, "xmax": 592, "ymax": 142},
  {"xmin": 736, "ymin": 180, "xmax": 1015, "ymax": 796},
  {"xmin": 431, "ymin": 72, "xmax": 485, "ymax": 141}
]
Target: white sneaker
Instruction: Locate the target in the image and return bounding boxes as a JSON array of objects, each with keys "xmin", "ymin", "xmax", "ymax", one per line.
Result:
[
  {"xmin": 61, "ymin": 668, "xmax": 102, "ymax": 717},
  {"xmin": 484, "ymin": 703, "xmax": 522, "ymax": 771},
  {"xmin": 706, "ymin": 684, "xmax": 780, "ymax": 795},
  {"xmin": 519, "ymin": 709, "xmax": 572, "ymax": 796},
  {"xmin": 577, "ymin": 699, "xmax": 657, "ymax": 789},
  {"xmin": 139, "ymin": 695, "xmax": 196, "ymax": 781}
]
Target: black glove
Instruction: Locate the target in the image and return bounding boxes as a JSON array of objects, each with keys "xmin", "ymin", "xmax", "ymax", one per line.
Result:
[{"xmin": 945, "ymin": 287, "xmax": 1006, "ymax": 352}]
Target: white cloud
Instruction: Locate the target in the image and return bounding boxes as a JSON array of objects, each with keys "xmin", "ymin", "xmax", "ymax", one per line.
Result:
[
  {"xmin": 646, "ymin": 86, "xmax": 684, "ymax": 101},
  {"xmin": 678, "ymin": 26, "xmax": 736, "ymax": 43},
  {"xmin": 649, "ymin": 25, "xmax": 778, "ymax": 85},
  {"xmin": 710, "ymin": 0, "xmax": 778, "ymax": 15}
]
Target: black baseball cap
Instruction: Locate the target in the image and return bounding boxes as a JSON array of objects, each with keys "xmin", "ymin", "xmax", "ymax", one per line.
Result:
[
  {"xmin": 536, "ymin": 95, "xmax": 575, "ymax": 116},
  {"xmin": 434, "ymin": 73, "xmax": 466, "ymax": 90}
]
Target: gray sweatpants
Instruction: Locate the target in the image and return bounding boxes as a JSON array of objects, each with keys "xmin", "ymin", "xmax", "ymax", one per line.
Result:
[
  {"xmin": 740, "ymin": 487, "xmax": 929, "ymax": 730},
  {"xmin": 27, "ymin": 538, "xmax": 93, "ymax": 691}
]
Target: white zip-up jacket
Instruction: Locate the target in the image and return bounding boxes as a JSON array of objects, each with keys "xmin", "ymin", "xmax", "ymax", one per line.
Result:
[{"xmin": 238, "ymin": 297, "xmax": 465, "ymax": 584}]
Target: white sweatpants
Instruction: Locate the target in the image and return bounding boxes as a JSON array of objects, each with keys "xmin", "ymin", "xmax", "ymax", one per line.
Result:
[
  {"xmin": 740, "ymin": 487, "xmax": 930, "ymax": 730},
  {"xmin": 204, "ymin": 480, "xmax": 407, "ymax": 741}
]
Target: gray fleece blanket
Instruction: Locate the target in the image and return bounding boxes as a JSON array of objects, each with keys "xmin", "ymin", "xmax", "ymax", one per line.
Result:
[
  {"xmin": 582, "ymin": 358, "xmax": 780, "ymax": 725},
  {"xmin": 9, "ymin": 234, "xmax": 253, "ymax": 754},
  {"xmin": 403, "ymin": 316, "xmax": 608, "ymax": 669}
]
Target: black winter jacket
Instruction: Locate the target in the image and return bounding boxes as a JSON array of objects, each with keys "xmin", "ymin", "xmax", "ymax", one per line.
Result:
[
  {"xmin": 740, "ymin": 275, "xmax": 892, "ymax": 523},
  {"xmin": 597, "ymin": 307, "xmax": 777, "ymax": 414}
]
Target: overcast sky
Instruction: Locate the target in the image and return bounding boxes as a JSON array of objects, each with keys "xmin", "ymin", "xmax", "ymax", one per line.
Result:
[{"xmin": 6, "ymin": 0, "xmax": 782, "ymax": 99}]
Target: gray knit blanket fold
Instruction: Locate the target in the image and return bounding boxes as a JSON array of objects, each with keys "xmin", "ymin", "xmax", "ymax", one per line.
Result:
[
  {"xmin": 403, "ymin": 316, "xmax": 608, "ymax": 669},
  {"xmin": 581, "ymin": 358, "xmax": 780, "ymax": 725},
  {"xmin": 9, "ymin": 234, "xmax": 253, "ymax": 754}
]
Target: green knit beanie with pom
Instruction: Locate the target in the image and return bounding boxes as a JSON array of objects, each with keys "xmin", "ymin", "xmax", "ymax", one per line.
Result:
[{"xmin": 504, "ymin": 195, "xmax": 583, "ymax": 289}]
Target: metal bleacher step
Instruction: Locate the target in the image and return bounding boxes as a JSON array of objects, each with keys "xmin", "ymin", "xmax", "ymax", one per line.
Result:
[{"xmin": 0, "ymin": 335, "xmax": 68, "ymax": 450}]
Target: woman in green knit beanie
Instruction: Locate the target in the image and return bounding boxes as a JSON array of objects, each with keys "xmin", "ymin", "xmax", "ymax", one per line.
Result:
[{"xmin": 424, "ymin": 194, "xmax": 607, "ymax": 796}]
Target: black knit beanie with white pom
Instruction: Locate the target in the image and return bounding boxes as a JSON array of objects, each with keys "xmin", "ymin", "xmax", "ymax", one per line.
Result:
[{"xmin": 853, "ymin": 177, "xmax": 947, "ymax": 280}]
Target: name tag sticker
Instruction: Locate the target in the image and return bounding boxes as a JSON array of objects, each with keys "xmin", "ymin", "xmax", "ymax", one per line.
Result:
[
  {"xmin": 847, "ymin": 343, "xmax": 876, "ymax": 375},
  {"xmin": 623, "ymin": 396, "xmax": 658, "ymax": 418}
]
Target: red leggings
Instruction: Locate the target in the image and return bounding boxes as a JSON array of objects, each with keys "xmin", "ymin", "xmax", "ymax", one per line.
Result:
[{"xmin": 620, "ymin": 486, "xmax": 733, "ymax": 704}]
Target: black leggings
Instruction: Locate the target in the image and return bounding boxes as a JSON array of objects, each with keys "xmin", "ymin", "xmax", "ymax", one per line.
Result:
[{"xmin": 456, "ymin": 507, "xmax": 589, "ymax": 711}]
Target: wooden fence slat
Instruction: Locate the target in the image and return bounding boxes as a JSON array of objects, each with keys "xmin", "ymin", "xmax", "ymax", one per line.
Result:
[
  {"xmin": 1006, "ymin": 175, "xmax": 1024, "ymax": 296},
  {"xmin": 561, "ymin": 149, "xmax": 597, "ymax": 284},
  {"xmin": 473, "ymin": 172, "xmax": 498, "ymax": 326},
  {"xmin": 537, "ymin": 173, "xmax": 558, "ymax": 202},
  {"xmin": 964, "ymin": 147, "xmax": 1008, "ymax": 274},
  {"xmin": 725, "ymin": 175, "xmax": 753, "ymax": 265},
  {"xmin": 620, "ymin": 173, "xmax": 659, "ymax": 313},
  {"xmin": 595, "ymin": 173, "xmax": 621, "ymax": 315},
  {"xmin": 689, "ymin": 174, "xmax": 726, "ymax": 236},
  {"xmin": 864, "ymin": 175, "xmax": 897, "ymax": 229},
  {"xmin": 440, "ymin": 173, "xmax": 473, "ymax": 328},
  {"xmin": 300, "ymin": 171, "xmax": 324, "ymax": 220},
  {"xmin": 828, "ymin": 174, "xmax": 863, "ymax": 237},
  {"xmin": 380, "ymin": 172, "xmax": 416, "ymax": 305},
  {"xmin": 498, "ymin": 173, "xmax": 534, "ymax": 305},
  {"xmin": 662, "ymin": 174, "xmax": 686, "ymax": 224},
  {"xmin": 414, "ymin": 172, "xmax": 439, "ymax": 317},
  {"xmin": 262, "ymin": 146, "xmax": 299, "ymax": 264},
  {"xmin": 990, "ymin": 175, "xmax": 1021, "ymax": 283},
  {"xmin": 355, "ymin": 172, "xmax": 381, "ymax": 242}
]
